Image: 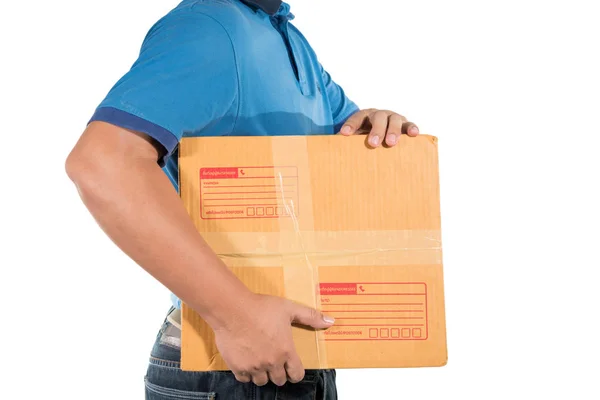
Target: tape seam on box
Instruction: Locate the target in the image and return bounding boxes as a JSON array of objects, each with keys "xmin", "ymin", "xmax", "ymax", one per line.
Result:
[{"xmin": 271, "ymin": 136, "xmax": 328, "ymax": 369}]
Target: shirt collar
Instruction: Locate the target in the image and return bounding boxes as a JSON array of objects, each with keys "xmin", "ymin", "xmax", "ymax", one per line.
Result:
[{"xmin": 240, "ymin": 0, "xmax": 283, "ymax": 16}]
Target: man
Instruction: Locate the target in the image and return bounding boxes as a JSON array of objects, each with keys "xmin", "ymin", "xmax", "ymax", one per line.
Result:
[{"xmin": 66, "ymin": 0, "xmax": 419, "ymax": 398}]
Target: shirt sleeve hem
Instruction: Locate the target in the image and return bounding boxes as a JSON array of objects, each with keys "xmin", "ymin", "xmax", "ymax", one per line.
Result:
[{"xmin": 88, "ymin": 107, "xmax": 179, "ymax": 163}]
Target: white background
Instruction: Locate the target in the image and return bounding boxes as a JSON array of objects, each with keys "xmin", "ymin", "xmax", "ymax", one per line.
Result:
[{"xmin": 2, "ymin": 0, "xmax": 600, "ymax": 399}]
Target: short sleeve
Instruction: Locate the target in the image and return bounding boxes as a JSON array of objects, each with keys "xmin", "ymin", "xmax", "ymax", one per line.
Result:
[
  {"xmin": 320, "ymin": 64, "xmax": 359, "ymax": 133},
  {"xmin": 89, "ymin": 11, "xmax": 238, "ymax": 165}
]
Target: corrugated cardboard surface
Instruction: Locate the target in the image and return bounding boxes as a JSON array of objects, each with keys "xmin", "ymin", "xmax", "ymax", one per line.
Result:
[{"xmin": 179, "ymin": 134, "xmax": 447, "ymax": 370}]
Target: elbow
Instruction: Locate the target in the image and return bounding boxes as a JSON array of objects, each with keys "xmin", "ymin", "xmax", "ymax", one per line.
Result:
[
  {"xmin": 65, "ymin": 147, "xmax": 108, "ymax": 199},
  {"xmin": 65, "ymin": 149, "xmax": 83, "ymax": 185},
  {"xmin": 65, "ymin": 148, "xmax": 90, "ymax": 188}
]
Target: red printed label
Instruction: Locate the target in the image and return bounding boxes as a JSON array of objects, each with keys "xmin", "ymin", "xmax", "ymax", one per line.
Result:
[
  {"xmin": 320, "ymin": 282, "xmax": 428, "ymax": 341},
  {"xmin": 200, "ymin": 168, "xmax": 239, "ymax": 180},
  {"xmin": 199, "ymin": 166, "xmax": 299, "ymax": 220},
  {"xmin": 319, "ymin": 283, "xmax": 358, "ymax": 295}
]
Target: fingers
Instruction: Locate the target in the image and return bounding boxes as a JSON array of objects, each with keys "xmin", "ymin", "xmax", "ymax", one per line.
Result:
[
  {"xmin": 367, "ymin": 110, "xmax": 390, "ymax": 148},
  {"xmin": 268, "ymin": 365, "xmax": 288, "ymax": 387},
  {"xmin": 289, "ymin": 302, "xmax": 335, "ymax": 329},
  {"xmin": 234, "ymin": 356, "xmax": 303, "ymax": 387},
  {"xmin": 385, "ymin": 113, "xmax": 407, "ymax": 146},
  {"xmin": 403, "ymin": 121, "xmax": 420, "ymax": 137},
  {"xmin": 284, "ymin": 351, "xmax": 306, "ymax": 384},
  {"xmin": 233, "ymin": 370, "xmax": 251, "ymax": 383},
  {"xmin": 339, "ymin": 109, "xmax": 371, "ymax": 135},
  {"xmin": 340, "ymin": 109, "xmax": 420, "ymax": 146},
  {"xmin": 234, "ymin": 365, "xmax": 289, "ymax": 387},
  {"xmin": 384, "ymin": 115, "xmax": 419, "ymax": 146},
  {"xmin": 252, "ymin": 371, "xmax": 269, "ymax": 386}
]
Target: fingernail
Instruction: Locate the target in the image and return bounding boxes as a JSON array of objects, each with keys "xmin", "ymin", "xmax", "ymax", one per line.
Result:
[
  {"xmin": 341, "ymin": 125, "xmax": 352, "ymax": 135},
  {"xmin": 323, "ymin": 315, "xmax": 335, "ymax": 324},
  {"xmin": 386, "ymin": 134, "xmax": 397, "ymax": 145},
  {"xmin": 369, "ymin": 136, "xmax": 380, "ymax": 147},
  {"xmin": 410, "ymin": 126, "xmax": 420, "ymax": 135}
]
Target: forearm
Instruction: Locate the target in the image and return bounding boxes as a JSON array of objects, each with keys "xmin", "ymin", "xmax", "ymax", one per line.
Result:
[{"xmin": 66, "ymin": 129, "xmax": 251, "ymax": 330}]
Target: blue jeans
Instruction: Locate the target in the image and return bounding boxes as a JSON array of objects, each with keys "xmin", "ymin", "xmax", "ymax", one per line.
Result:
[{"xmin": 145, "ymin": 309, "xmax": 338, "ymax": 399}]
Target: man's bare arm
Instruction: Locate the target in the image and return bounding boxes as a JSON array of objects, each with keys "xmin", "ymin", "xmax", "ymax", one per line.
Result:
[
  {"xmin": 65, "ymin": 122, "xmax": 333, "ymax": 386},
  {"xmin": 66, "ymin": 121, "xmax": 250, "ymax": 329}
]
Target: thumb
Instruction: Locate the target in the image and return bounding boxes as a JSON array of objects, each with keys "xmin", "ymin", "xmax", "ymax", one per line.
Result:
[{"xmin": 289, "ymin": 303, "xmax": 335, "ymax": 329}]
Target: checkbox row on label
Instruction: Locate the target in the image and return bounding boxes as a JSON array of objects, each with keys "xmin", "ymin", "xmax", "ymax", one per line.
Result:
[
  {"xmin": 247, "ymin": 207, "xmax": 289, "ymax": 216},
  {"xmin": 369, "ymin": 328, "xmax": 422, "ymax": 339}
]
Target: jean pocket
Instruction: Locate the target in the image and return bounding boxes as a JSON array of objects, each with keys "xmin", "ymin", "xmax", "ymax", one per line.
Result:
[{"xmin": 145, "ymin": 378, "xmax": 216, "ymax": 400}]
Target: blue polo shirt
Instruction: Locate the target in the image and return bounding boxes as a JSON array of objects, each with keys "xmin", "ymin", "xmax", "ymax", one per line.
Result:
[{"xmin": 90, "ymin": 0, "xmax": 358, "ymax": 308}]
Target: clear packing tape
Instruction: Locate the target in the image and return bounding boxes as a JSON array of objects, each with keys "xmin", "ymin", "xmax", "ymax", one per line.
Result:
[
  {"xmin": 271, "ymin": 136, "xmax": 327, "ymax": 368},
  {"xmin": 203, "ymin": 230, "xmax": 442, "ymax": 265}
]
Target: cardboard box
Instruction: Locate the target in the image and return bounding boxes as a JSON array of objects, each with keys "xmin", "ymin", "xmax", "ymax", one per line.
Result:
[{"xmin": 179, "ymin": 134, "xmax": 447, "ymax": 370}]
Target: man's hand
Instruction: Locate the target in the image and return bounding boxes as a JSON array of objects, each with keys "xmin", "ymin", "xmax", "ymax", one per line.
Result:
[
  {"xmin": 339, "ymin": 109, "xmax": 419, "ymax": 147},
  {"xmin": 214, "ymin": 294, "xmax": 334, "ymax": 386}
]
